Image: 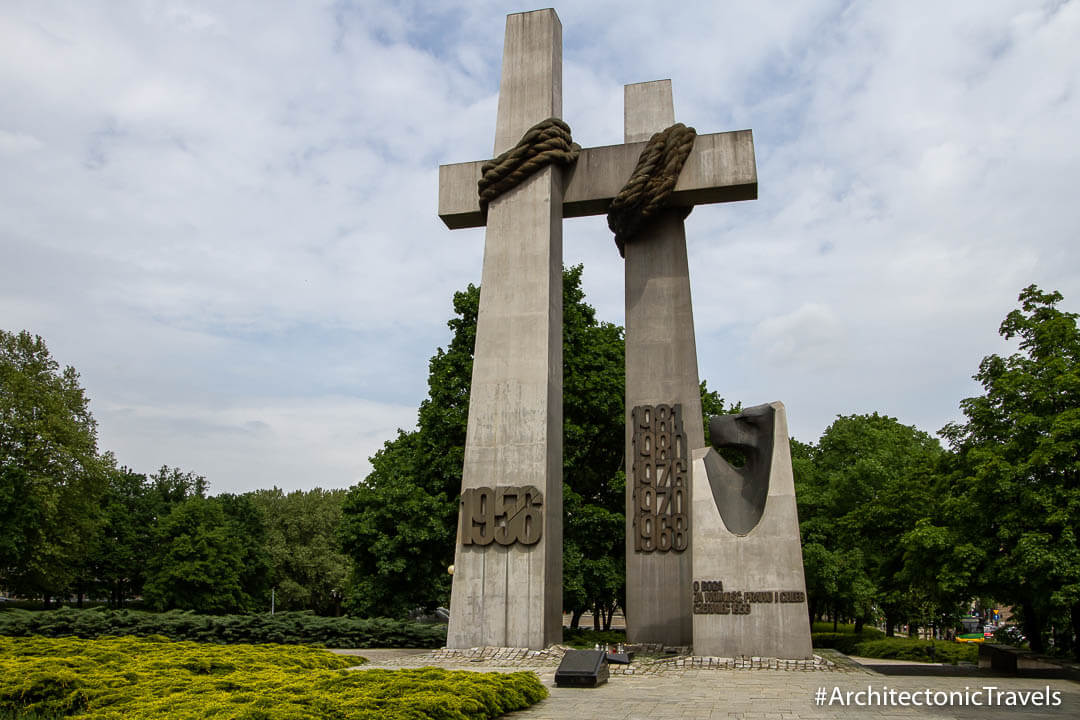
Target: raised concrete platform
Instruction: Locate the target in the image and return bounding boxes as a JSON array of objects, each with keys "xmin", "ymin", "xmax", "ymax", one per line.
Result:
[
  {"xmin": 349, "ymin": 646, "xmax": 1080, "ymax": 719},
  {"xmin": 691, "ymin": 402, "xmax": 813, "ymax": 659}
]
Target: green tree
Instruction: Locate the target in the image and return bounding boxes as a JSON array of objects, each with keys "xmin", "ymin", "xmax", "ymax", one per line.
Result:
[
  {"xmin": 83, "ymin": 459, "xmax": 157, "ymax": 607},
  {"xmin": 340, "ymin": 266, "xmax": 630, "ymax": 620},
  {"xmin": 0, "ymin": 330, "xmax": 107, "ymax": 602},
  {"xmin": 941, "ymin": 285, "xmax": 1080, "ymax": 655},
  {"xmin": 216, "ymin": 492, "xmax": 272, "ymax": 610},
  {"xmin": 143, "ymin": 495, "xmax": 255, "ymax": 614},
  {"xmin": 560, "ymin": 266, "xmax": 625, "ymax": 630},
  {"xmin": 150, "ymin": 465, "xmax": 208, "ymax": 505},
  {"xmin": 250, "ymin": 487, "xmax": 350, "ymax": 615},
  {"xmin": 339, "ymin": 277, "xmax": 475, "ymax": 617},
  {"xmin": 794, "ymin": 413, "xmax": 944, "ymax": 634}
]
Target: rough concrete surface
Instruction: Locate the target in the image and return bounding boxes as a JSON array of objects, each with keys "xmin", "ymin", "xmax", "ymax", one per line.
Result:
[
  {"xmin": 353, "ymin": 648, "xmax": 1080, "ymax": 719},
  {"xmin": 438, "ymin": 129, "xmax": 757, "ymax": 229},
  {"xmin": 445, "ymin": 8, "xmax": 564, "ymax": 650},
  {"xmin": 692, "ymin": 402, "xmax": 814, "ymax": 659},
  {"xmin": 623, "ymin": 81, "xmax": 701, "ymax": 648}
]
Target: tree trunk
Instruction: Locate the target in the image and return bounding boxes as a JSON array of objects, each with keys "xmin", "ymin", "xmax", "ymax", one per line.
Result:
[
  {"xmin": 1022, "ymin": 600, "xmax": 1044, "ymax": 653},
  {"xmin": 570, "ymin": 609, "xmax": 583, "ymax": 630},
  {"xmin": 1071, "ymin": 603, "xmax": 1080, "ymax": 661},
  {"xmin": 854, "ymin": 617, "xmax": 864, "ymax": 635},
  {"xmin": 592, "ymin": 603, "xmax": 601, "ymax": 631},
  {"xmin": 832, "ymin": 605, "xmax": 838, "ymax": 632}
]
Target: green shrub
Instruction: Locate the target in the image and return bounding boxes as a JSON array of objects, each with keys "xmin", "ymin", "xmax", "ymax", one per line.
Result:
[
  {"xmin": 0, "ymin": 609, "xmax": 446, "ymax": 649},
  {"xmin": 852, "ymin": 638, "xmax": 978, "ymax": 665},
  {"xmin": 811, "ymin": 625, "xmax": 885, "ymax": 654},
  {"xmin": 811, "ymin": 632, "xmax": 861, "ymax": 654},
  {"xmin": 0, "ymin": 636, "xmax": 546, "ymax": 719},
  {"xmin": 810, "ymin": 622, "xmax": 885, "ymax": 639}
]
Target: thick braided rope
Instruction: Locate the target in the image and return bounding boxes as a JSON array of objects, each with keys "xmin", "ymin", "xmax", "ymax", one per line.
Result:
[
  {"xmin": 607, "ymin": 122, "xmax": 697, "ymax": 257},
  {"xmin": 478, "ymin": 117, "xmax": 581, "ymax": 209}
]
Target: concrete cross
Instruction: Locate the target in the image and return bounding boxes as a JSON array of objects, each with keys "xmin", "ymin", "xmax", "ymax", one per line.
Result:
[
  {"xmin": 621, "ymin": 80, "xmax": 711, "ymax": 647},
  {"xmin": 444, "ymin": 8, "xmax": 566, "ymax": 651},
  {"xmin": 439, "ymin": 9, "xmax": 757, "ymax": 650},
  {"xmin": 438, "ymin": 104, "xmax": 757, "ymax": 231}
]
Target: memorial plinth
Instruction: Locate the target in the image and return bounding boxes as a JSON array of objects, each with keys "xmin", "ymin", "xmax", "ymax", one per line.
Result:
[{"xmin": 690, "ymin": 402, "xmax": 813, "ymax": 659}]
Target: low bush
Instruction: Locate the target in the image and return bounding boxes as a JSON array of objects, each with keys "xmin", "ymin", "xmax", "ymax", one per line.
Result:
[
  {"xmin": 0, "ymin": 636, "xmax": 547, "ymax": 719},
  {"xmin": 0, "ymin": 608, "xmax": 446, "ymax": 649},
  {"xmin": 811, "ymin": 632, "xmax": 862, "ymax": 654},
  {"xmin": 810, "ymin": 622, "xmax": 885, "ymax": 639},
  {"xmin": 851, "ymin": 638, "xmax": 978, "ymax": 665},
  {"xmin": 811, "ymin": 625, "xmax": 885, "ymax": 654}
]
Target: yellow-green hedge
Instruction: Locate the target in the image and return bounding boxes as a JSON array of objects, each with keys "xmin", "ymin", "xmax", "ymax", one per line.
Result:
[{"xmin": 0, "ymin": 636, "xmax": 547, "ymax": 719}]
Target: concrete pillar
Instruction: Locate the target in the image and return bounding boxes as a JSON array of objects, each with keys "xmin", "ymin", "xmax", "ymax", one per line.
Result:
[
  {"xmin": 446, "ymin": 9, "xmax": 564, "ymax": 650},
  {"xmin": 623, "ymin": 80, "xmax": 703, "ymax": 646}
]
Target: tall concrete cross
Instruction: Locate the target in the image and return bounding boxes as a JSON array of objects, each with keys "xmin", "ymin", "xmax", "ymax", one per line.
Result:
[
  {"xmin": 622, "ymin": 80, "xmax": 705, "ymax": 646},
  {"xmin": 438, "ymin": 10, "xmax": 757, "ymax": 650},
  {"xmin": 442, "ymin": 8, "xmax": 566, "ymax": 651}
]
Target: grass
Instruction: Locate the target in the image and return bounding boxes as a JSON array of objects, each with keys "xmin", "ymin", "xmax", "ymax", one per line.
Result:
[{"xmin": 0, "ymin": 636, "xmax": 547, "ymax": 719}]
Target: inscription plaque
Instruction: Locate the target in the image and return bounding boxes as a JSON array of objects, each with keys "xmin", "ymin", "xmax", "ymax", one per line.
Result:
[
  {"xmin": 459, "ymin": 485, "xmax": 544, "ymax": 546},
  {"xmin": 691, "ymin": 579, "xmax": 806, "ymax": 615},
  {"xmin": 632, "ymin": 403, "xmax": 689, "ymax": 553}
]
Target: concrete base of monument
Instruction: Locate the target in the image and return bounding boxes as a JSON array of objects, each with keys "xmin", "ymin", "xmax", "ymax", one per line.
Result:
[{"xmin": 690, "ymin": 402, "xmax": 813, "ymax": 659}]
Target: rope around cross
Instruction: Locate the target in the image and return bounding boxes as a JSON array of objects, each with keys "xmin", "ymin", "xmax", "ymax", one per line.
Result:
[
  {"xmin": 477, "ymin": 118, "xmax": 580, "ymax": 209},
  {"xmin": 476, "ymin": 117, "xmax": 697, "ymax": 256}
]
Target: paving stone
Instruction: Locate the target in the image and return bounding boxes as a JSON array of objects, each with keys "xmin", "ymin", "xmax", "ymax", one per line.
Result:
[{"xmin": 350, "ymin": 646, "xmax": 1080, "ymax": 719}]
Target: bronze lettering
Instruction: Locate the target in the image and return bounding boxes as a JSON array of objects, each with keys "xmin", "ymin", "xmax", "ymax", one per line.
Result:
[
  {"xmin": 460, "ymin": 486, "xmax": 544, "ymax": 546},
  {"xmin": 633, "ymin": 403, "xmax": 689, "ymax": 553},
  {"xmin": 691, "ymin": 579, "xmax": 807, "ymax": 614}
]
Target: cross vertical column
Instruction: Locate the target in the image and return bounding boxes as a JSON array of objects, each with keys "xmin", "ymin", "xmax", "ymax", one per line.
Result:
[
  {"xmin": 446, "ymin": 8, "xmax": 564, "ymax": 650},
  {"xmin": 623, "ymin": 80, "xmax": 703, "ymax": 646}
]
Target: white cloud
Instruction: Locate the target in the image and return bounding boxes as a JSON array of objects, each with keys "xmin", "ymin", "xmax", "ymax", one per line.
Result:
[
  {"xmin": 0, "ymin": 130, "xmax": 43, "ymax": 154},
  {"xmin": 750, "ymin": 303, "xmax": 845, "ymax": 370}
]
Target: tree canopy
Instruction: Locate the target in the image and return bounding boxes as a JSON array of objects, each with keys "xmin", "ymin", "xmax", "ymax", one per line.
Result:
[
  {"xmin": 794, "ymin": 412, "xmax": 944, "ymax": 633},
  {"xmin": 249, "ymin": 488, "xmax": 350, "ymax": 615},
  {"xmin": 3, "ymin": 281, "xmax": 1077, "ymax": 658},
  {"xmin": 0, "ymin": 330, "xmax": 107, "ymax": 601},
  {"xmin": 339, "ymin": 265, "xmax": 629, "ymax": 620},
  {"xmin": 941, "ymin": 285, "xmax": 1080, "ymax": 653}
]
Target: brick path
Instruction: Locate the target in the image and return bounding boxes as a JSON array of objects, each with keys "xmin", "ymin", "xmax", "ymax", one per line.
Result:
[{"xmin": 338, "ymin": 648, "xmax": 1080, "ymax": 719}]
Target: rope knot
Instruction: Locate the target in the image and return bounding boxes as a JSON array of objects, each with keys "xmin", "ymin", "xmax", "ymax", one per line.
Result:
[
  {"xmin": 478, "ymin": 117, "xmax": 581, "ymax": 210},
  {"xmin": 607, "ymin": 123, "xmax": 697, "ymax": 257}
]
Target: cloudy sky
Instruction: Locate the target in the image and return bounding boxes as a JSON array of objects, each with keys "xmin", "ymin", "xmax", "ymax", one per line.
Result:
[{"xmin": 2, "ymin": 1, "xmax": 1077, "ymax": 493}]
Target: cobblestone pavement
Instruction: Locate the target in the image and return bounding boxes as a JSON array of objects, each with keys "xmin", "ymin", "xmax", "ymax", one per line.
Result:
[{"xmin": 342, "ymin": 647, "xmax": 1080, "ymax": 719}]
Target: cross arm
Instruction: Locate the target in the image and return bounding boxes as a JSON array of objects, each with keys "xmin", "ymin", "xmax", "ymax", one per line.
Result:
[{"xmin": 438, "ymin": 129, "xmax": 756, "ymax": 230}]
